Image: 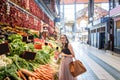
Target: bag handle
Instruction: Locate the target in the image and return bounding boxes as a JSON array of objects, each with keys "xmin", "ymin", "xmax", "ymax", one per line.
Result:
[{"xmin": 73, "ymin": 57, "xmax": 77, "ymax": 61}]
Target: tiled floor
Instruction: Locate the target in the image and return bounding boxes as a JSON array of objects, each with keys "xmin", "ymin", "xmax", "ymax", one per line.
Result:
[{"xmin": 71, "ymin": 42, "xmax": 120, "ymax": 80}]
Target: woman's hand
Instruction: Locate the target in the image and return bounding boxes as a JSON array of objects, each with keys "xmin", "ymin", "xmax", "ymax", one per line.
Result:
[
  {"xmin": 61, "ymin": 53, "xmax": 72, "ymax": 57},
  {"xmin": 61, "ymin": 53, "xmax": 66, "ymax": 57}
]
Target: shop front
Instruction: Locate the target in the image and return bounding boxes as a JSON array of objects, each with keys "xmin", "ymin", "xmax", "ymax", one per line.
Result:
[
  {"xmin": 110, "ymin": 5, "xmax": 120, "ymax": 53},
  {"xmin": 114, "ymin": 18, "xmax": 120, "ymax": 53},
  {"xmin": 90, "ymin": 26, "xmax": 105, "ymax": 49}
]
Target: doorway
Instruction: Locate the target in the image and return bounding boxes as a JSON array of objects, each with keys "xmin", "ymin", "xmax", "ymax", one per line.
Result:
[{"xmin": 99, "ymin": 32, "xmax": 105, "ymax": 49}]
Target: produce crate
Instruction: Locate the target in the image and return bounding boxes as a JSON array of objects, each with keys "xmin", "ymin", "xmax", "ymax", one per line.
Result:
[
  {"xmin": 0, "ymin": 42, "xmax": 10, "ymax": 55},
  {"xmin": 20, "ymin": 51, "xmax": 36, "ymax": 60},
  {"xmin": 28, "ymin": 35, "xmax": 34, "ymax": 40},
  {"xmin": 22, "ymin": 36, "xmax": 27, "ymax": 42},
  {"xmin": 34, "ymin": 44, "xmax": 42, "ymax": 49}
]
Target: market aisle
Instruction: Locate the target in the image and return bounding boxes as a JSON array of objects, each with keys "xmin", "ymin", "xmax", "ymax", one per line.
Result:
[{"xmin": 71, "ymin": 42, "xmax": 120, "ymax": 80}]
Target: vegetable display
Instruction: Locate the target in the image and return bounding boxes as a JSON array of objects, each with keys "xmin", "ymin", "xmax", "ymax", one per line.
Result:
[
  {"xmin": 8, "ymin": 34, "xmax": 22, "ymax": 42},
  {"xmin": 0, "ymin": 38, "xmax": 5, "ymax": 43},
  {"xmin": 0, "ymin": 55, "xmax": 12, "ymax": 67},
  {"xmin": 0, "ymin": 33, "xmax": 59, "ymax": 80},
  {"xmin": 0, "ymin": 64, "xmax": 22, "ymax": 80},
  {"xmin": 33, "ymin": 50, "xmax": 51, "ymax": 65},
  {"xmin": 9, "ymin": 39, "xmax": 26, "ymax": 56},
  {"xmin": 16, "ymin": 64, "xmax": 55, "ymax": 80},
  {"xmin": 0, "ymin": 0, "xmax": 58, "ymax": 79}
]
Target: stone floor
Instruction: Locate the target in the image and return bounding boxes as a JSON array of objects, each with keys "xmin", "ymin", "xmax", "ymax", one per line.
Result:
[{"xmin": 71, "ymin": 42, "xmax": 120, "ymax": 80}]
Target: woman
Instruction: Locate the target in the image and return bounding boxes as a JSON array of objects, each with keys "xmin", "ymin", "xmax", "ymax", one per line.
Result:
[{"xmin": 59, "ymin": 34, "xmax": 77, "ymax": 80}]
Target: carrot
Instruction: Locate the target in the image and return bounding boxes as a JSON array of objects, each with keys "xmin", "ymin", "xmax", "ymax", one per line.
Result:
[
  {"xmin": 36, "ymin": 79, "xmax": 41, "ymax": 80},
  {"xmin": 16, "ymin": 71, "xmax": 21, "ymax": 77},
  {"xmin": 18, "ymin": 70, "xmax": 27, "ymax": 80},
  {"xmin": 42, "ymin": 68, "xmax": 53, "ymax": 75},
  {"xmin": 36, "ymin": 69, "xmax": 43, "ymax": 76},
  {"xmin": 44, "ymin": 75, "xmax": 52, "ymax": 79},
  {"xmin": 38, "ymin": 68, "xmax": 53, "ymax": 78},
  {"xmin": 34, "ymin": 68, "xmax": 37, "ymax": 72},
  {"xmin": 28, "ymin": 76, "xmax": 32, "ymax": 80},
  {"xmin": 40, "ymin": 67, "xmax": 53, "ymax": 72},
  {"xmin": 20, "ymin": 68, "xmax": 38, "ymax": 78},
  {"xmin": 31, "ymin": 77, "xmax": 36, "ymax": 80},
  {"xmin": 40, "ymin": 65, "xmax": 49, "ymax": 68},
  {"xmin": 32, "ymin": 65, "xmax": 55, "ymax": 80},
  {"xmin": 34, "ymin": 70, "xmax": 44, "ymax": 79},
  {"xmin": 33, "ymin": 72, "xmax": 40, "ymax": 78},
  {"xmin": 38, "ymin": 71, "xmax": 51, "ymax": 80},
  {"xmin": 42, "ymin": 75, "xmax": 51, "ymax": 80},
  {"xmin": 40, "ymin": 65, "xmax": 50, "ymax": 69},
  {"xmin": 40, "ymin": 70, "xmax": 51, "ymax": 76},
  {"xmin": 40, "ymin": 77, "xmax": 46, "ymax": 80}
]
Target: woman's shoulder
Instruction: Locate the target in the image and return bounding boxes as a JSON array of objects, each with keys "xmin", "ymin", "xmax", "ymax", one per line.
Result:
[{"xmin": 68, "ymin": 43, "xmax": 72, "ymax": 48}]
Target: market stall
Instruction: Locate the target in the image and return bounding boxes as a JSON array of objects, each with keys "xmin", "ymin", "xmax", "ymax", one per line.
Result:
[{"xmin": 0, "ymin": 0, "xmax": 60, "ymax": 80}]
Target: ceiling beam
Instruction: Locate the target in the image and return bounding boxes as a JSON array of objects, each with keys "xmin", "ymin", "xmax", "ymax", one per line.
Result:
[{"xmin": 60, "ymin": 0, "xmax": 108, "ymax": 4}]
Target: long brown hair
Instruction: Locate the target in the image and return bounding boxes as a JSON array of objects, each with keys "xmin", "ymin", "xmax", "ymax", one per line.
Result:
[{"xmin": 61, "ymin": 34, "xmax": 69, "ymax": 49}]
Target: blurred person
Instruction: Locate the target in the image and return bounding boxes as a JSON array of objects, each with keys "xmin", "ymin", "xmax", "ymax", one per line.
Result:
[{"xmin": 59, "ymin": 34, "xmax": 77, "ymax": 80}]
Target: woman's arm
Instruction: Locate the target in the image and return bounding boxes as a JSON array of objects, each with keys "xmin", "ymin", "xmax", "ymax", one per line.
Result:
[
  {"xmin": 68, "ymin": 43, "xmax": 75, "ymax": 57},
  {"xmin": 61, "ymin": 52, "xmax": 72, "ymax": 57}
]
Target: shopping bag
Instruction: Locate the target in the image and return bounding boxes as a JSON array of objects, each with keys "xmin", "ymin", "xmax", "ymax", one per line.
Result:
[{"xmin": 69, "ymin": 58, "xmax": 87, "ymax": 77}]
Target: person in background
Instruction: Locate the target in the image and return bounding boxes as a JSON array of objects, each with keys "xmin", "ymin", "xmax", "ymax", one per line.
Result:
[{"xmin": 59, "ymin": 34, "xmax": 77, "ymax": 80}]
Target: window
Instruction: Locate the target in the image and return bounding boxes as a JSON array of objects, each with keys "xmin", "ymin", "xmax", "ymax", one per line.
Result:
[
  {"xmin": 116, "ymin": 21, "xmax": 120, "ymax": 48},
  {"xmin": 115, "ymin": 0, "xmax": 120, "ymax": 6}
]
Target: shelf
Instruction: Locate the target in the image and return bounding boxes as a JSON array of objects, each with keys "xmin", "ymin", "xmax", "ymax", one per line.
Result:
[{"xmin": 7, "ymin": 0, "xmax": 40, "ymax": 21}]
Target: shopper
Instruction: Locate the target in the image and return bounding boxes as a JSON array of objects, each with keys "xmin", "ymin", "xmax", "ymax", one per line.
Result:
[{"xmin": 59, "ymin": 34, "xmax": 77, "ymax": 80}]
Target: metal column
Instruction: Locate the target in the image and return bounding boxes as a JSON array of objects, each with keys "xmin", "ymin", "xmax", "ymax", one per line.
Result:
[
  {"xmin": 62, "ymin": 0, "xmax": 65, "ymax": 33},
  {"xmin": 88, "ymin": 0, "xmax": 94, "ymax": 45},
  {"xmin": 73, "ymin": 0, "xmax": 76, "ymax": 40},
  {"xmin": 88, "ymin": 0, "xmax": 94, "ymax": 23}
]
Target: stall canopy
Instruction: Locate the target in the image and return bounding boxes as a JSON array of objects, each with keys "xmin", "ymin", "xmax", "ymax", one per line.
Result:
[{"xmin": 60, "ymin": 0, "xmax": 108, "ymax": 4}]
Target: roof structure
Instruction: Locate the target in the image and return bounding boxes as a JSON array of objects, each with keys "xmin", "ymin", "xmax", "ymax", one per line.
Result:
[
  {"xmin": 77, "ymin": 5, "xmax": 108, "ymax": 19},
  {"xmin": 60, "ymin": 0, "xmax": 108, "ymax": 4},
  {"xmin": 76, "ymin": 5, "xmax": 108, "ymax": 25}
]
